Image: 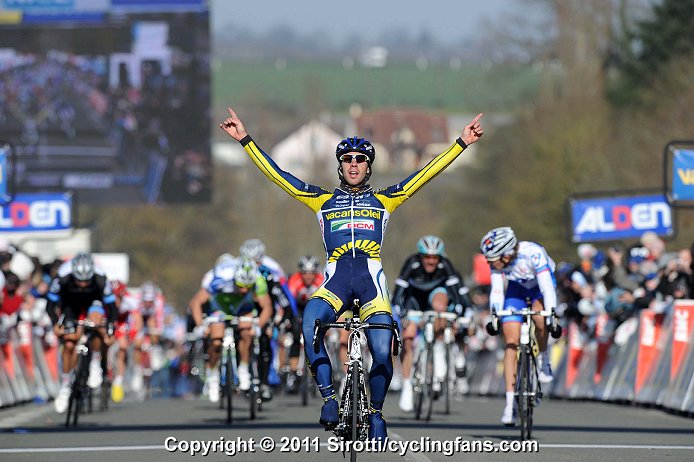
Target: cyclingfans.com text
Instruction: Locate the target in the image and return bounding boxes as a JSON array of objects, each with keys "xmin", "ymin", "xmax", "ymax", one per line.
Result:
[{"xmin": 164, "ymin": 436, "xmax": 539, "ymax": 457}]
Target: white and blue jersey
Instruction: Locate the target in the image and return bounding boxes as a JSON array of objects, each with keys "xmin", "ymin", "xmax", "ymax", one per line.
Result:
[
  {"xmin": 204, "ymin": 259, "xmax": 268, "ymax": 317},
  {"xmin": 489, "ymin": 241, "xmax": 557, "ymax": 323}
]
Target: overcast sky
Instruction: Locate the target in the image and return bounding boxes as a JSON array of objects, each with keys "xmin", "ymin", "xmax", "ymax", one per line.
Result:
[{"xmin": 210, "ymin": 0, "xmax": 544, "ymax": 44}]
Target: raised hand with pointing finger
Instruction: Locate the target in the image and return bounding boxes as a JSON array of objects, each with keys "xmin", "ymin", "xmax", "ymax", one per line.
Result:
[{"xmin": 219, "ymin": 107, "xmax": 247, "ymax": 141}]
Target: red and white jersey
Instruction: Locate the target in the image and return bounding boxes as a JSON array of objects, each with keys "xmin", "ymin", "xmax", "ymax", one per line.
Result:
[
  {"xmin": 119, "ymin": 293, "xmax": 140, "ymax": 315},
  {"xmin": 287, "ymin": 272, "xmax": 325, "ymax": 306},
  {"xmin": 136, "ymin": 293, "xmax": 165, "ymax": 319}
]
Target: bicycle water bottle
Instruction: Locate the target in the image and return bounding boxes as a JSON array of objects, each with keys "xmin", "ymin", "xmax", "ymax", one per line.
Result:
[
  {"xmin": 520, "ymin": 322, "xmax": 530, "ymax": 345},
  {"xmin": 425, "ymin": 322, "xmax": 434, "ymax": 343},
  {"xmin": 443, "ymin": 325, "xmax": 452, "ymax": 344}
]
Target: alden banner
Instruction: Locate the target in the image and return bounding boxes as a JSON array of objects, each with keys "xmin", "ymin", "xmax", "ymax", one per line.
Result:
[
  {"xmin": 569, "ymin": 192, "xmax": 673, "ymax": 243},
  {"xmin": 0, "ymin": 192, "xmax": 73, "ymax": 232}
]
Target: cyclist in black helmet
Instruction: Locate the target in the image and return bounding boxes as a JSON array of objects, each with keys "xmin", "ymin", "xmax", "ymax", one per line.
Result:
[
  {"xmin": 47, "ymin": 252, "xmax": 117, "ymax": 414},
  {"xmin": 220, "ymin": 106, "xmax": 484, "ymax": 441}
]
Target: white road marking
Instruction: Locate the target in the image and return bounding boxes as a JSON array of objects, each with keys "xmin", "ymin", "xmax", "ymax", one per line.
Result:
[
  {"xmin": 541, "ymin": 444, "xmax": 694, "ymax": 450},
  {"xmin": 0, "ymin": 445, "xmax": 163, "ymax": 453}
]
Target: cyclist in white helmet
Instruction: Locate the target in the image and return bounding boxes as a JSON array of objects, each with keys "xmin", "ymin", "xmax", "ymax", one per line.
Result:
[
  {"xmin": 239, "ymin": 238, "xmax": 297, "ymax": 398},
  {"xmin": 191, "ymin": 256, "xmax": 273, "ymax": 402},
  {"xmin": 240, "ymin": 239, "xmax": 286, "ymax": 278},
  {"xmin": 480, "ymin": 227, "xmax": 557, "ymax": 425}
]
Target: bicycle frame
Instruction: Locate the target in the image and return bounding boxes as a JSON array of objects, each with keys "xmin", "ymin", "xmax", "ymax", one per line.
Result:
[
  {"xmin": 409, "ymin": 310, "xmax": 466, "ymax": 420},
  {"xmin": 312, "ymin": 311, "xmax": 401, "ymax": 462},
  {"xmin": 64, "ymin": 319, "xmax": 105, "ymax": 427},
  {"xmin": 488, "ymin": 305, "xmax": 561, "ymax": 441},
  {"xmin": 206, "ymin": 314, "xmax": 260, "ymax": 424}
]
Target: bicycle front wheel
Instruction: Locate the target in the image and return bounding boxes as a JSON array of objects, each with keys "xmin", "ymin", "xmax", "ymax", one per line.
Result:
[
  {"xmin": 413, "ymin": 349, "xmax": 424, "ymax": 420},
  {"xmin": 70, "ymin": 351, "xmax": 90, "ymax": 427},
  {"xmin": 423, "ymin": 344, "xmax": 434, "ymax": 421},
  {"xmin": 350, "ymin": 365, "xmax": 360, "ymax": 462},
  {"xmin": 249, "ymin": 346, "xmax": 259, "ymax": 420},
  {"xmin": 224, "ymin": 348, "xmax": 233, "ymax": 424},
  {"xmin": 444, "ymin": 344, "xmax": 451, "ymax": 415},
  {"xmin": 517, "ymin": 347, "xmax": 532, "ymax": 441}
]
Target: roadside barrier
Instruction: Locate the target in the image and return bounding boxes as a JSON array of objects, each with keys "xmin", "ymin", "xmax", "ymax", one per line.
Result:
[
  {"xmin": 466, "ymin": 300, "xmax": 693, "ymax": 418},
  {"xmin": 2, "ymin": 300, "xmax": 693, "ymax": 418}
]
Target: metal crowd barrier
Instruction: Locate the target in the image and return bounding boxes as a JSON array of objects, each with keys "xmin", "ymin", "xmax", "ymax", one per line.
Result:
[{"xmin": 465, "ymin": 300, "xmax": 694, "ymax": 416}]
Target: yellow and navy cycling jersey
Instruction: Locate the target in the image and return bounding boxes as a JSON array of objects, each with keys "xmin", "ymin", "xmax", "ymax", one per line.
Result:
[
  {"xmin": 240, "ymin": 135, "xmax": 468, "ymax": 320},
  {"xmin": 241, "ymin": 135, "xmax": 467, "ymax": 262}
]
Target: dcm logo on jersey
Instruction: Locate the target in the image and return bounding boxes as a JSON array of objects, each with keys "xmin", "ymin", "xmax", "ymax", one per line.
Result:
[{"xmin": 330, "ymin": 219, "xmax": 375, "ymax": 232}]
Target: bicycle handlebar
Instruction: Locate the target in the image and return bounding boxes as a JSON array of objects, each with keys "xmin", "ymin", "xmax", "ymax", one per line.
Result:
[
  {"xmin": 313, "ymin": 318, "xmax": 402, "ymax": 356},
  {"xmin": 63, "ymin": 319, "xmax": 106, "ymax": 334},
  {"xmin": 407, "ymin": 310, "xmax": 469, "ymax": 327},
  {"xmin": 494, "ymin": 308, "xmax": 553, "ymax": 317},
  {"xmin": 203, "ymin": 314, "xmax": 258, "ymax": 327},
  {"xmin": 486, "ymin": 306, "xmax": 562, "ymax": 339}
]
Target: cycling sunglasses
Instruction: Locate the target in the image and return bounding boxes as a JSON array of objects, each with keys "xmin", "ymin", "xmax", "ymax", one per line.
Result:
[
  {"xmin": 339, "ymin": 154, "xmax": 369, "ymax": 164},
  {"xmin": 487, "ymin": 253, "xmax": 513, "ymax": 264}
]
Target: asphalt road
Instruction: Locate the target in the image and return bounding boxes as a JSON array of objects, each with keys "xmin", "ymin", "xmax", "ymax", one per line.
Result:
[{"xmin": 1, "ymin": 390, "xmax": 693, "ymax": 462}]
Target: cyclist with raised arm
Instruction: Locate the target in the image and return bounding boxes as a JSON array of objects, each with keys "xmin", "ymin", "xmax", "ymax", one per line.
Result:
[
  {"xmin": 190, "ymin": 256, "xmax": 273, "ymax": 403},
  {"xmin": 285, "ymin": 255, "xmax": 325, "ymax": 392},
  {"xmin": 480, "ymin": 227, "xmax": 556, "ymax": 425},
  {"xmin": 47, "ymin": 253, "xmax": 117, "ymax": 413},
  {"xmin": 220, "ymin": 106, "xmax": 483, "ymax": 440},
  {"xmin": 392, "ymin": 235, "xmax": 473, "ymax": 412}
]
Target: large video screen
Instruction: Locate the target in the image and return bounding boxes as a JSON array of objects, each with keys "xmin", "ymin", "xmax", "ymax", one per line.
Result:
[{"xmin": 0, "ymin": 1, "xmax": 211, "ymax": 203}]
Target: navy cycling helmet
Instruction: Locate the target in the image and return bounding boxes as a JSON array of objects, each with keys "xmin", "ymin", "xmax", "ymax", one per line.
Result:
[{"xmin": 335, "ymin": 137, "xmax": 375, "ymax": 164}]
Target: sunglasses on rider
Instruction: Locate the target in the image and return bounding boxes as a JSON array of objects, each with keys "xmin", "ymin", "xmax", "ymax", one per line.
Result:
[
  {"xmin": 487, "ymin": 254, "xmax": 512, "ymax": 264},
  {"xmin": 339, "ymin": 154, "xmax": 369, "ymax": 164}
]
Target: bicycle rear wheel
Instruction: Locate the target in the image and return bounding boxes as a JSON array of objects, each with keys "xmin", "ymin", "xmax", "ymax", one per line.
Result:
[{"xmin": 517, "ymin": 347, "xmax": 531, "ymax": 441}]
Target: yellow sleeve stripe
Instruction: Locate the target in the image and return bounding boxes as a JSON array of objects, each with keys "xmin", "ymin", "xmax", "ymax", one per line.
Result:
[
  {"xmin": 245, "ymin": 142, "xmax": 303, "ymax": 197},
  {"xmin": 244, "ymin": 141, "xmax": 332, "ymax": 212},
  {"xmin": 401, "ymin": 142, "xmax": 463, "ymax": 196}
]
